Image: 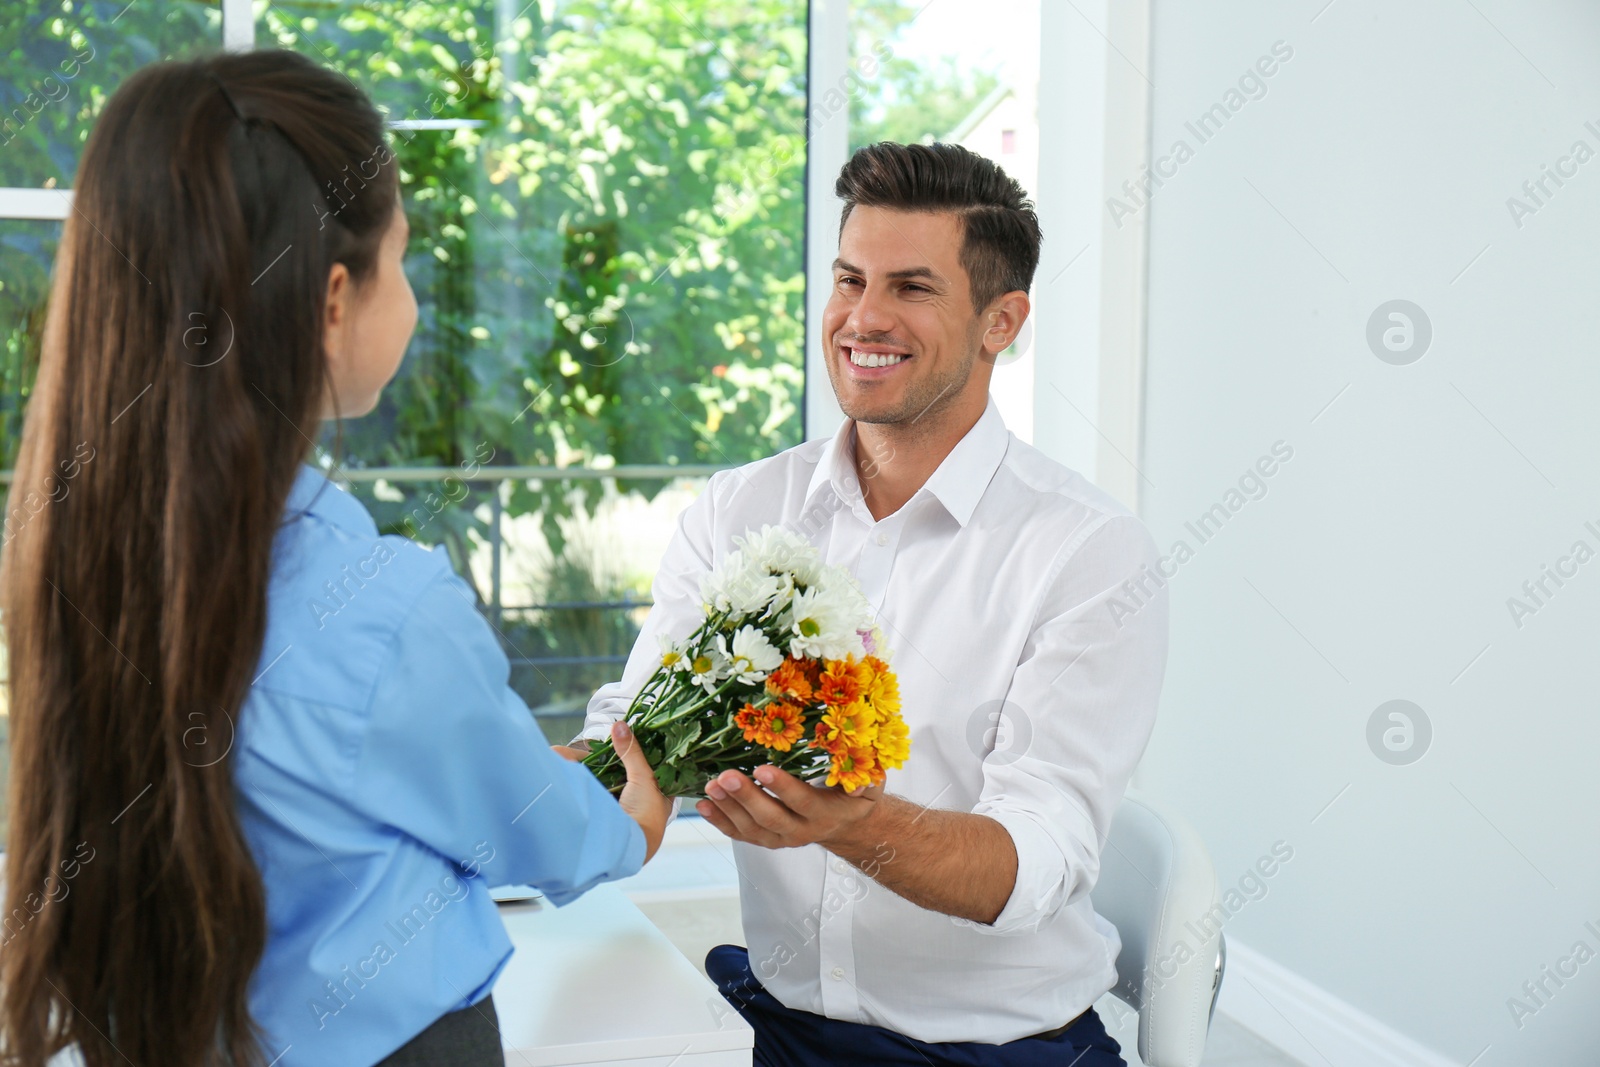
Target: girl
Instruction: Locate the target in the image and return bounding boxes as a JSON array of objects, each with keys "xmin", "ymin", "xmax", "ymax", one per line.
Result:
[{"xmin": 0, "ymin": 49, "xmax": 671, "ymax": 1067}]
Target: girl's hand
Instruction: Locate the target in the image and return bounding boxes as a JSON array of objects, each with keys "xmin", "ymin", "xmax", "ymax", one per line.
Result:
[
  {"xmin": 609, "ymin": 721, "xmax": 671, "ymax": 863},
  {"xmin": 551, "ymin": 744, "xmax": 588, "ymax": 762}
]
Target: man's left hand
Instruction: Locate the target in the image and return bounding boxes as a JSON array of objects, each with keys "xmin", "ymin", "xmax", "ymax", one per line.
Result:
[{"xmin": 696, "ymin": 766, "xmax": 882, "ymax": 850}]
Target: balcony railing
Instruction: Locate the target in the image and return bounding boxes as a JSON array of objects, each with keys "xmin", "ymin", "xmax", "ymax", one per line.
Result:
[
  {"xmin": 0, "ymin": 463, "xmax": 728, "ymax": 740},
  {"xmin": 336, "ymin": 463, "xmax": 726, "ymax": 616},
  {"xmin": 334, "ymin": 464, "xmax": 729, "ymax": 739}
]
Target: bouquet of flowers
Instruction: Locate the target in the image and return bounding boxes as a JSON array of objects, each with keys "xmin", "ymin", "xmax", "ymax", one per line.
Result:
[{"xmin": 582, "ymin": 525, "xmax": 910, "ymax": 798}]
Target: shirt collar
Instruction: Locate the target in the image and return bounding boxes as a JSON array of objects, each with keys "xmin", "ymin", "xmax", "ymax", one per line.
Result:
[
  {"xmin": 803, "ymin": 413, "xmax": 863, "ymax": 513},
  {"xmin": 283, "ymin": 462, "xmax": 378, "ymax": 536},
  {"xmin": 803, "ymin": 397, "xmax": 1011, "ymax": 528}
]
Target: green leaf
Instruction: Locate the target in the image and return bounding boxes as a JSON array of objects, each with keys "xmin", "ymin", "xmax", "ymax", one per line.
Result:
[{"xmin": 661, "ymin": 718, "xmax": 703, "ymax": 764}]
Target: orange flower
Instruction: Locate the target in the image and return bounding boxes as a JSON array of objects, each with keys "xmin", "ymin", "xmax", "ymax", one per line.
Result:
[
  {"xmin": 765, "ymin": 657, "xmax": 815, "ymax": 704},
  {"xmin": 827, "ymin": 744, "xmax": 881, "ymax": 792},
  {"xmin": 798, "ymin": 656, "xmax": 824, "ymax": 690},
  {"xmin": 735, "ymin": 702, "xmax": 764, "ymax": 738},
  {"xmin": 738, "ymin": 700, "xmax": 805, "ymax": 752},
  {"xmin": 811, "ymin": 718, "xmax": 841, "ymax": 755},
  {"xmin": 817, "ymin": 661, "xmax": 863, "ymax": 707}
]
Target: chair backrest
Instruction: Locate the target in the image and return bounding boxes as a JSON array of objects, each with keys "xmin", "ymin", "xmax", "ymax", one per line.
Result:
[{"xmin": 1089, "ymin": 788, "xmax": 1224, "ymax": 1067}]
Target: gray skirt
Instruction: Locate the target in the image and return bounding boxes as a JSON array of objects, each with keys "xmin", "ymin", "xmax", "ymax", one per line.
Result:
[{"xmin": 374, "ymin": 995, "xmax": 506, "ymax": 1067}]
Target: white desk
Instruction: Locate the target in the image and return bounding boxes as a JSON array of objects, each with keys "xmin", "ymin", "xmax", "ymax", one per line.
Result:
[{"xmin": 494, "ymin": 884, "xmax": 754, "ymax": 1066}]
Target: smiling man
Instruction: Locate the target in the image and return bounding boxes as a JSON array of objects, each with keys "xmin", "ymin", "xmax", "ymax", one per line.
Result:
[{"xmin": 578, "ymin": 142, "xmax": 1168, "ymax": 1067}]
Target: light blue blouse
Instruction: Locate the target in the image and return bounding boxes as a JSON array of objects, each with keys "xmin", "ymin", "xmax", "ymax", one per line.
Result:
[{"xmin": 233, "ymin": 463, "xmax": 643, "ymax": 1066}]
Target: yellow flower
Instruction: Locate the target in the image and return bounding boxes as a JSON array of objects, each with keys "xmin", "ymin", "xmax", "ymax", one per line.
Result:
[
  {"xmin": 818, "ymin": 700, "xmax": 878, "ymax": 748},
  {"xmin": 873, "ymin": 714, "xmax": 910, "ymax": 769},
  {"xmin": 863, "ymin": 660, "xmax": 899, "ymax": 716}
]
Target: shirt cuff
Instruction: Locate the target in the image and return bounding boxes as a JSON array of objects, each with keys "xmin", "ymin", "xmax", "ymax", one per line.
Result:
[
  {"xmin": 949, "ymin": 809, "xmax": 1069, "ymax": 936},
  {"xmin": 577, "ymin": 723, "xmax": 614, "ymax": 744}
]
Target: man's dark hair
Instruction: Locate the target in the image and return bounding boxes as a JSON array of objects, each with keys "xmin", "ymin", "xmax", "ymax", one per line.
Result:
[{"xmin": 835, "ymin": 141, "xmax": 1042, "ymax": 312}]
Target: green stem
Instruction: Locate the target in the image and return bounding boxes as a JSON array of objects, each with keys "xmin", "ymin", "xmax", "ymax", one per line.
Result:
[
  {"xmin": 583, "ymin": 609, "xmax": 817, "ymax": 793},
  {"xmin": 641, "ymin": 670, "xmax": 749, "ymax": 729}
]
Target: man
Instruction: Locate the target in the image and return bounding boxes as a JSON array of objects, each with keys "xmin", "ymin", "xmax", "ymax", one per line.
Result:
[{"xmin": 576, "ymin": 142, "xmax": 1168, "ymax": 1066}]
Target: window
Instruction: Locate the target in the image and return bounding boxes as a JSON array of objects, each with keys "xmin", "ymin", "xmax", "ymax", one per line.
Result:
[
  {"xmin": 0, "ymin": 0, "xmax": 811, "ymax": 813},
  {"xmin": 1, "ymin": 3, "xmax": 223, "ymax": 189},
  {"xmin": 258, "ymin": 1, "xmax": 810, "ymax": 744},
  {"xmin": 2, "ymin": 2, "xmax": 225, "ymax": 465}
]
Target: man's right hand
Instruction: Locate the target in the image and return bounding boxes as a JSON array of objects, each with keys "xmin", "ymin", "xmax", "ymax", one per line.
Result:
[{"xmin": 607, "ymin": 721, "xmax": 671, "ymax": 864}]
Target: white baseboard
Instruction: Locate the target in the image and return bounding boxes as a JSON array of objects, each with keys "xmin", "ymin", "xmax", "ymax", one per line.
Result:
[{"xmin": 1217, "ymin": 938, "xmax": 1460, "ymax": 1067}]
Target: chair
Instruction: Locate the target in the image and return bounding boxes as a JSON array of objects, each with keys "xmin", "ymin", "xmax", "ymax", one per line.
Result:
[{"xmin": 1089, "ymin": 788, "xmax": 1226, "ymax": 1067}]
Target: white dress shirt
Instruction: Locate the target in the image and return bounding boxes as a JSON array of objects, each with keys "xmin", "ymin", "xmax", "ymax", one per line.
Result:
[{"xmin": 582, "ymin": 397, "xmax": 1169, "ymax": 1044}]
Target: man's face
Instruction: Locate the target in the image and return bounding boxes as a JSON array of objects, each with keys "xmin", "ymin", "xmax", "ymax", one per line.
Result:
[{"xmin": 821, "ymin": 206, "xmax": 990, "ymax": 428}]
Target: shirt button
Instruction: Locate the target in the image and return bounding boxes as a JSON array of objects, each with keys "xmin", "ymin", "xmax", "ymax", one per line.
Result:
[
  {"xmin": 832, "ymin": 859, "xmax": 850, "ymax": 874},
  {"xmin": 831, "ymin": 967, "xmax": 845, "ymax": 981},
  {"xmin": 875, "ymin": 531, "xmax": 889, "ymax": 546}
]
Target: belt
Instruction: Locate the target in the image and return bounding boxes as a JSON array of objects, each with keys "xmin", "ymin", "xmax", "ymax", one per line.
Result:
[{"xmin": 1023, "ymin": 1006, "xmax": 1090, "ymax": 1042}]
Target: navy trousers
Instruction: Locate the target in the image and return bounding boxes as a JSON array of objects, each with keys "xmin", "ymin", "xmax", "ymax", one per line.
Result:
[{"xmin": 706, "ymin": 945, "xmax": 1128, "ymax": 1067}]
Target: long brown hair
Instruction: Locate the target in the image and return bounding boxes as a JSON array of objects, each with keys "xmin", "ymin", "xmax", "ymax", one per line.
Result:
[{"xmin": 0, "ymin": 51, "xmax": 397, "ymax": 1066}]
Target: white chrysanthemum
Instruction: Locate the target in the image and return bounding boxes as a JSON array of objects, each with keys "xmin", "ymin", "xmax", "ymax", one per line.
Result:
[
  {"xmin": 721, "ymin": 625, "xmax": 785, "ymax": 685},
  {"xmin": 812, "ymin": 568, "xmax": 875, "ymax": 633},
  {"xmin": 786, "ymin": 584, "xmax": 867, "ymax": 660},
  {"xmin": 700, "ymin": 549, "xmax": 782, "ymax": 619},
  {"xmin": 762, "ymin": 570, "xmax": 798, "ymax": 621},
  {"xmin": 658, "ymin": 634, "xmax": 692, "ymax": 673},
  {"xmin": 737, "ymin": 524, "xmax": 824, "ymax": 589},
  {"xmin": 686, "ymin": 641, "xmax": 731, "ymax": 693}
]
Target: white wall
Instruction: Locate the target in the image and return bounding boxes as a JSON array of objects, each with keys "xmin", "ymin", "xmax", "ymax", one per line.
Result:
[
  {"xmin": 1032, "ymin": 0, "xmax": 1114, "ymax": 486},
  {"xmin": 1032, "ymin": 0, "xmax": 1153, "ymax": 512},
  {"xmin": 803, "ymin": 0, "xmax": 850, "ymax": 443},
  {"xmin": 1135, "ymin": 1, "xmax": 1600, "ymax": 1064},
  {"xmin": 957, "ymin": 66, "xmax": 1041, "ymax": 444}
]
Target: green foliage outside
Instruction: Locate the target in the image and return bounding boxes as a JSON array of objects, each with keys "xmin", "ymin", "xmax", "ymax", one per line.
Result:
[
  {"xmin": 0, "ymin": 1, "xmax": 224, "ymax": 465},
  {"xmin": 848, "ymin": 1, "xmax": 1002, "ymax": 150},
  {"xmin": 265, "ymin": 0, "xmax": 811, "ymax": 581},
  {"xmin": 0, "ymin": 0, "xmax": 999, "ymax": 724}
]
